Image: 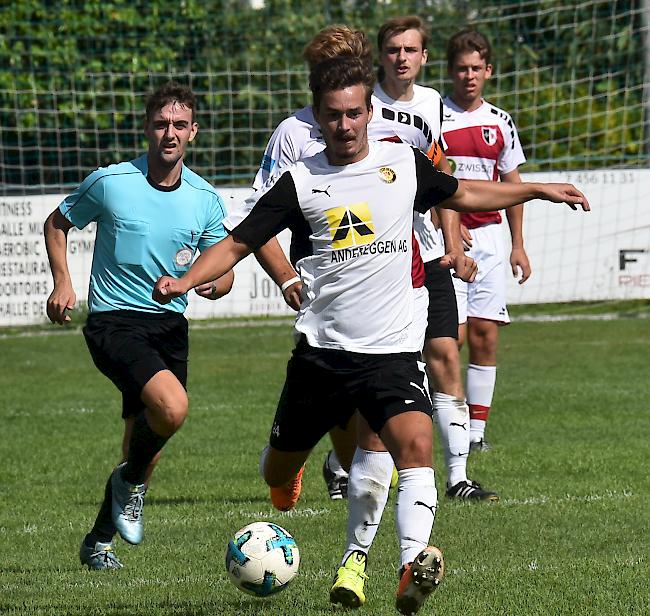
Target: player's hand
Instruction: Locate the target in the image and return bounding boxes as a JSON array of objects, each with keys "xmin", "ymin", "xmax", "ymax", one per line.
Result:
[
  {"xmin": 46, "ymin": 283, "xmax": 76, "ymax": 325},
  {"xmin": 460, "ymin": 224, "xmax": 473, "ymax": 250},
  {"xmin": 194, "ymin": 280, "xmax": 221, "ymax": 300},
  {"xmin": 282, "ymin": 280, "xmax": 302, "ymax": 311},
  {"xmin": 153, "ymin": 276, "xmax": 190, "ymax": 304},
  {"xmin": 440, "ymin": 251, "xmax": 478, "ymax": 283},
  {"xmin": 510, "ymin": 247, "xmax": 532, "ymax": 284},
  {"xmin": 540, "ymin": 183, "xmax": 590, "ymax": 211}
]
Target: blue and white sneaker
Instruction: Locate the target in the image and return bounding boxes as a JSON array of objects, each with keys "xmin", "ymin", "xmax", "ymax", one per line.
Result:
[
  {"xmin": 79, "ymin": 540, "xmax": 123, "ymax": 570},
  {"xmin": 111, "ymin": 462, "xmax": 146, "ymax": 545}
]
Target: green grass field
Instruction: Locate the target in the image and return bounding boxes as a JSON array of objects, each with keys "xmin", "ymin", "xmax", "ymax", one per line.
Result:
[{"xmin": 1, "ymin": 314, "xmax": 648, "ymax": 615}]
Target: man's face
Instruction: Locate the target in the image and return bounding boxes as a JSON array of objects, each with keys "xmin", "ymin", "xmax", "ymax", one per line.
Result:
[
  {"xmin": 379, "ymin": 29, "xmax": 427, "ymax": 85},
  {"xmin": 448, "ymin": 50, "xmax": 492, "ymax": 106},
  {"xmin": 144, "ymin": 102, "xmax": 198, "ymax": 168},
  {"xmin": 314, "ymin": 84, "xmax": 373, "ymax": 165}
]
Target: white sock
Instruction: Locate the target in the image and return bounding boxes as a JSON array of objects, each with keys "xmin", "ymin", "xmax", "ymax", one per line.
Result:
[
  {"xmin": 327, "ymin": 449, "xmax": 348, "ymax": 478},
  {"xmin": 395, "ymin": 467, "xmax": 437, "ymax": 568},
  {"xmin": 342, "ymin": 448, "xmax": 393, "ymax": 563},
  {"xmin": 433, "ymin": 392, "xmax": 469, "ymax": 487},
  {"xmin": 466, "ymin": 364, "xmax": 496, "ymax": 442}
]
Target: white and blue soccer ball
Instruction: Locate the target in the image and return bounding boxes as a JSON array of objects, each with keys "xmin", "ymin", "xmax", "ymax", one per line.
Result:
[{"xmin": 225, "ymin": 521, "xmax": 300, "ymax": 597}]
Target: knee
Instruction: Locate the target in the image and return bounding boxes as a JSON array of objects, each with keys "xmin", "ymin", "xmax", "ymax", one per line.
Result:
[
  {"xmin": 152, "ymin": 390, "xmax": 188, "ymax": 436},
  {"xmin": 394, "ymin": 433, "xmax": 432, "ymax": 468}
]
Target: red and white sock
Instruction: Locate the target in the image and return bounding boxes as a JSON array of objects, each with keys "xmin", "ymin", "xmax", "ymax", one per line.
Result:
[{"xmin": 466, "ymin": 364, "xmax": 496, "ymax": 443}]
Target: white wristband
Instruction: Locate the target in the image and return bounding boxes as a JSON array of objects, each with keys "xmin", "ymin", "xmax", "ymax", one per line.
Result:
[{"xmin": 280, "ymin": 276, "xmax": 301, "ymax": 293}]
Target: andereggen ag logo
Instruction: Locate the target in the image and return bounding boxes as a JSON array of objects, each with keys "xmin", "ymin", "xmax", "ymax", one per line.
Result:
[{"xmin": 325, "ymin": 203, "xmax": 375, "ymax": 249}]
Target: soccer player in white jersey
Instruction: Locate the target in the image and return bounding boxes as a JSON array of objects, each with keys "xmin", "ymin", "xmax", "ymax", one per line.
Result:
[
  {"xmin": 329, "ymin": 16, "xmax": 498, "ymax": 607},
  {"xmin": 153, "ymin": 56, "xmax": 589, "ymax": 614},
  {"xmin": 254, "ymin": 23, "xmax": 486, "ymax": 507},
  {"xmin": 442, "ymin": 28, "xmax": 532, "ymax": 451}
]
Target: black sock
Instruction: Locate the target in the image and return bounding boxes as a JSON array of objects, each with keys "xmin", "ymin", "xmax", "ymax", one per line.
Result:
[
  {"xmin": 85, "ymin": 475, "xmax": 117, "ymax": 545},
  {"xmin": 121, "ymin": 411, "xmax": 169, "ymax": 485}
]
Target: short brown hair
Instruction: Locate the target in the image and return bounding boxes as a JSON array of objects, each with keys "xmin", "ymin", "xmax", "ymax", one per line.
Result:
[
  {"xmin": 303, "ymin": 25, "xmax": 373, "ymax": 72},
  {"xmin": 145, "ymin": 81, "xmax": 196, "ymax": 123},
  {"xmin": 446, "ymin": 29, "xmax": 492, "ymax": 68},
  {"xmin": 309, "ymin": 55, "xmax": 375, "ymax": 111},
  {"xmin": 377, "ymin": 15, "xmax": 428, "ymax": 52}
]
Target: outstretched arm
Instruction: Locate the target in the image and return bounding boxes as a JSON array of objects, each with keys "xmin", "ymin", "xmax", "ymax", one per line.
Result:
[
  {"xmin": 44, "ymin": 209, "xmax": 76, "ymax": 324},
  {"xmin": 442, "ymin": 179, "xmax": 590, "ymax": 213},
  {"xmin": 153, "ymin": 235, "xmax": 251, "ymax": 304}
]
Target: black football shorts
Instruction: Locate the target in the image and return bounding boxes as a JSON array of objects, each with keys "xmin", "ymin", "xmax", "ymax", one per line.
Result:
[
  {"xmin": 424, "ymin": 257, "xmax": 459, "ymax": 340},
  {"xmin": 83, "ymin": 310, "xmax": 188, "ymax": 418},
  {"xmin": 269, "ymin": 337, "xmax": 433, "ymax": 452}
]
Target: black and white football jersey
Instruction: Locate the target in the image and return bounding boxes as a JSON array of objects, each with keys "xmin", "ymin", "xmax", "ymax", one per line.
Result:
[{"xmin": 228, "ymin": 141, "xmax": 458, "ymax": 354}]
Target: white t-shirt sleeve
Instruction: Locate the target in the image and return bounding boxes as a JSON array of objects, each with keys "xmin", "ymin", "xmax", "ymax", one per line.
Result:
[{"xmin": 252, "ymin": 119, "xmax": 300, "ymax": 189}]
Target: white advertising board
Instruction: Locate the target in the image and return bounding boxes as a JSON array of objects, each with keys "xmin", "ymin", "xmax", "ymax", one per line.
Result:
[
  {"xmin": 504, "ymin": 169, "xmax": 650, "ymax": 304},
  {"xmin": 0, "ymin": 169, "xmax": 648, "ymax": 327}
]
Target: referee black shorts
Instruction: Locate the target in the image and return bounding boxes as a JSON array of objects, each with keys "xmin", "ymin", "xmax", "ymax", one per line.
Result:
[
  {"xmin": 269, "ymin": 337, "xmax": 433, "ymax": 452},
  {"xmin": 83, "ymin": 310, "xmax": 189, "ymax": 418},
  {"xmin": 424, "ymin": 257, "xmax": 459, "ymax": 340}
]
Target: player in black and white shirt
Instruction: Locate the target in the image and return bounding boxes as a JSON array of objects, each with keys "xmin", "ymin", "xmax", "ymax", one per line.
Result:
[{"xmin": 152, "ymin": 56, "xmax": 589, "ymax": 614}]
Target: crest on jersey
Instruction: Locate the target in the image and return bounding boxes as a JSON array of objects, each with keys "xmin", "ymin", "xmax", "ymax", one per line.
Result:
[
  {"xmin": 175, "ymin": 248, "xmax": 193, "ymax": 267},
  {"xmin": 379, "ymin": 167, "xmax": 397, "ymax": 183},
  {"xmin": 325, "ymin": 203, "xmax": 375, "ymax": 249},
  {"xmin": 482, "ymin": 127, "xmax": 497, "ymax": 146}
]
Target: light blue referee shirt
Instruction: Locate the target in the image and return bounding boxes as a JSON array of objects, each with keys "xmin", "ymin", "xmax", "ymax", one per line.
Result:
[{"xmin": 59, "ymin": 155, "xmax": 228, "ymax": 314}]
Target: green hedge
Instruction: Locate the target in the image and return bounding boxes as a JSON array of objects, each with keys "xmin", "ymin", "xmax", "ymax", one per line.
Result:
[{"xmin": 0, "ymin": 0, "xmax": 646, "ymax": 190}]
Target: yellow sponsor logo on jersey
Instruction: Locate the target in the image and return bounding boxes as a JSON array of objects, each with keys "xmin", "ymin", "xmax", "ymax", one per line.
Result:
[
  {"xmin": 325, "ymin": 203, "xmax": 375, "ymax": 249},
  {"xmin": 379, "ymin": 167, "xmax": 397, "ymax": 183}
]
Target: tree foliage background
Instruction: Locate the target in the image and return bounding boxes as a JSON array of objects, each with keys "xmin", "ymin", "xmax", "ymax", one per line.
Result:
[{"xmin": 0, "ymin": 0, "xmax": 646, "ymax": 190}]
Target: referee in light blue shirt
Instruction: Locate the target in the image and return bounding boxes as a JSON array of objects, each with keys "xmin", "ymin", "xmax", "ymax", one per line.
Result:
[{"xmin": 44, "ymin": 82, "xmax": 232, "ymax": 571}]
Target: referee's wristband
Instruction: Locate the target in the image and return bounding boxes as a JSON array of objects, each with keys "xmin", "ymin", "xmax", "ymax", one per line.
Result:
[{"xmin": 280, "ymin": 276, "xmax": 301, "ymax": 292}]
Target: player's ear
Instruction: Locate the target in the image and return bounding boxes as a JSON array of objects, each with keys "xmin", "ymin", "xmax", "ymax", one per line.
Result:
[
  {"xmin": 421, "ymin": 48, "xmax": 428, "ymax": 65},
  {"xmin": 367, "ymin": 102, "xmax": 373, "ymax": 123},
  {"xmin": 485, "ymin": 63, "xmax": 493, "ymax": 80},
  {"xmin": 188, "ymin": 122, "xmax": 199, "ymax": 142}
]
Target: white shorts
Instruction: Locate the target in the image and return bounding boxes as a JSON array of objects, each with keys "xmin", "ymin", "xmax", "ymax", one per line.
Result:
[
  {"xmin": 407, "ymin": 285, "xmax": 429, "ymax": 350},
  {"xmin": 453, "ymin": 223, "xmax": 510, "ymax": 326}
]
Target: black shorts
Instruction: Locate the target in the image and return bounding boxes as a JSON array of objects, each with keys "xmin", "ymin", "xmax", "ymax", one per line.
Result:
[
  {"xmin": 424, "ymin": 258, "xmax": 459, "ymax": 340},
  {"xmin": 83, "ymin": 310, "xmax": 188, "ymax": 418},
  {"xmin": 269, "ymin": 338, "xmax": 433, "ymax": 452}
]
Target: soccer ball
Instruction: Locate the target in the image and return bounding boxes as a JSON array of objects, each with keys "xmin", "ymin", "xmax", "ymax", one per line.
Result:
[{"xmin": 225, "ymin": 521, "xmax": 300, "ymax": 597}]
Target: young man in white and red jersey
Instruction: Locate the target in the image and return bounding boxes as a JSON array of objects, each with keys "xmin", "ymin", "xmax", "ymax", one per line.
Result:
[
  {"xmin": 442, "ymin": 29, "xmax": 532, "ymax": 451},
  {"xmin": 153, "ymin": 56, "xmax": 589, "ymax": 614}
]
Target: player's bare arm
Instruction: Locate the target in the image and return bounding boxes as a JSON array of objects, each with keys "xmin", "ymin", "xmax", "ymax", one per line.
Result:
[
  {"xmin": 443, "ymin": 179, "xmax": 590, "ymax": 213},
  {"xmin": 44, "ymin": 209, "xmax": 77, "ymax": 324},
  {"xmin": 154, "ymin": 235, "xmax": 251, "ymax": 304},
  {"xmin": 501, "ymin": 168, "xmax": 532, "ymax": 284},
  {"xmin": 193, "ymin": 270, "xmax": 235, "ymax": 300},
  {"xmin": 433, "ymin": 149, "xmax": 477, "ymax": 280},
  {"xmin": 254, "ymin": 237, "xmax": 302, "ymax": 311}
]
